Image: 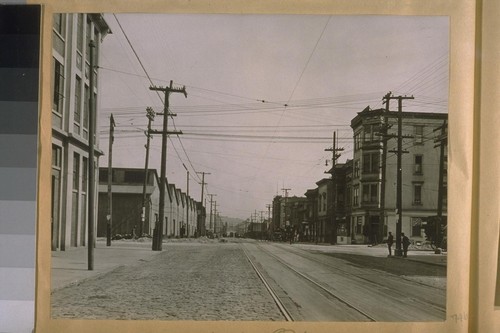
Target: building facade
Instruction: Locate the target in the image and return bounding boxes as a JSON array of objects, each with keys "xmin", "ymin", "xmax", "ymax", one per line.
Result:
[
  {"xmin": 350, "ymin": 107, "xmax": 447, "ymax": 244},
  {"xmin": 97, "ymin": 167, "xmax": 203, "ymax": 239},
  {"xmin": 97, "ymin": 168, "xmax": 159, "ymax": 238},
  {"xmin": 51, "ymin": 13, "xmax": 111, "ymax": 250}
]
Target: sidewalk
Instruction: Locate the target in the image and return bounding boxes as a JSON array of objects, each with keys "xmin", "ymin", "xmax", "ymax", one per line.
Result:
[
  {"xmin": 292, "ymin": 243, "xmax": 447, "ymax": 267},
  {"xmin": 51, "ymin": 238, "xmax": 161, "ymax": 291}
]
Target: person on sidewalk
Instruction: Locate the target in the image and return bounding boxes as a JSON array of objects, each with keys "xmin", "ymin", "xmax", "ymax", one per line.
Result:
[
  {"xmin": 402, "ymin": 233, "xmax": 411, "ymax": 258},
  {"xmin": 387, "ymin": 232, "xmax": 394, "ymax": 257}
]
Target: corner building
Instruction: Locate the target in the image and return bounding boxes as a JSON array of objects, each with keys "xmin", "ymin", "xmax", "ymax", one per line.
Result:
[{"xmin": 350, "ymin": 107, "xmax": 447, "ymax": 244}]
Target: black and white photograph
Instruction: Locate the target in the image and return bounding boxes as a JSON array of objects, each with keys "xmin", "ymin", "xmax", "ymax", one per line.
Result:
[{"xmin": 49, "ymin": 12, "xmax": 450, "ymax": 322}]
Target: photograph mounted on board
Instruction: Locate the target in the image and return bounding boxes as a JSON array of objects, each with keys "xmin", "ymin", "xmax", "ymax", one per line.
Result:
[{"xmin": 49, "ymin": 12, "xmax": 449, "ymax": 322}]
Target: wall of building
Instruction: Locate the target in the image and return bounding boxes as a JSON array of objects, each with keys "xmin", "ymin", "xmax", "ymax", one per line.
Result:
[{"xmin": 51, "ymin": 13, "xmax": 109, "ymax": 250}]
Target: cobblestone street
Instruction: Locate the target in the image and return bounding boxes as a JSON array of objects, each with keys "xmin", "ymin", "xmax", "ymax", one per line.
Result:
[{"xmin": 51, "ymin": 241, "xmax": 283, "ymax": 320}]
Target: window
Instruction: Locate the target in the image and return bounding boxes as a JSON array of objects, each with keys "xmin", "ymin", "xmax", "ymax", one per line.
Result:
[
  {"xmin": 81, "ymin": 157, "xmax": 88, "ymax": 193},
  {"xmin": 83, "ymin": 85, "xmax": 89, "ymax": 139},
  {"xmin": 77, "ymin": 14, "xmax": 84, "ymax": 53},
  {"xmin": 353, "ymin": 185, "xmax": 359, "ymax": 206},
  {"xmin": 362, "ymin": 183, "xmax": 378, "ymax": 204},
  {"xmin": 415, "ymin": 125, "xmax": 424, "ymax": 144},
  {"xmin": 356, "ymin": 216, "xmax": 363, "ymax": 234},
  {"xmin": 363, "ymin": 125, "xmax": 374, "ymax": 142},
  {"xmin": 74, "ymin": 76, "xmax": 82, "ymax": 134},
  {"xmin": 73, "ymin": 153, "xmax": 80, "ymax": 190},
  {"xmin": 362, "ymin": 152, "xmax": 380, "ymax": 174},
  {"xmin": 354, "ymin": 159, "xmax": 360, "ymax": 178},
  {"xmin": 85, "ymin": 18, "xmax": 91, "ymax": 61},
  {"xmin": 52, "ymin": 145, "xmax": 62, "ymax": 168},
  {"xmin": 53, "ymin": 13, "xmax": 65, "ymax": 36},
  {"xmin": 411, "ymin": 217, "xmax": 422, "ymax": 237},
  {"xmin": 414, "ymin": 155, "xmax": 423, "ymax": 174},
  {"xmin": 53, "ymin": 59, "xmax": 64, "ymax": 114},
  {"xmin": 124, "ymin": 171, "xmax": 144, "ymax": 184},
  {"xmin": 413, "ymin": 183, "xmax": 423, "ymax": 205},
  {"xmin": 322, "ymin": 193, "xmax": 327, "ymax": 211},
  {"xmin": 354, "ymin": 132, "xmax": 361, "ymax": 151},
  {"xmin": 76, "ymin": 14, "xmax": 84, "ymax": 70}
]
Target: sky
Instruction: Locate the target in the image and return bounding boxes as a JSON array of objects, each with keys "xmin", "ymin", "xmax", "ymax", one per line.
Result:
[{"xmin": 97, "ymin": 14, "xmax": 449, "ymax": 220}]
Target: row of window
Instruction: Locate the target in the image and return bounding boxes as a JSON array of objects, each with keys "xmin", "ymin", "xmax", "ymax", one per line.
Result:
[
  {"xmin": 52, "ymin": 145, "xmax": 88, "ymax": 194},
  {"xmin": 347, "ymin": 181, "xmax": 446, "ymax": 207},
  {"xmin": 352, "ymin": 153, "xmax": 425, "ymax": 178},
  {"xmin": 52, "ymin": 13, "xmax": 98, "ymax": 139},
  {"xmin": 352, "ymin": 216, "xmax": 428, "ymax": 237},
  {"xmin": 354, "ymin": 124, "xmax": 425, "ymax": 151}
]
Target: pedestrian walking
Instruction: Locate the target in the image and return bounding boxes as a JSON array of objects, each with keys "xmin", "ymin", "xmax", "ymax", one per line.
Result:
[
  {"xmin": 402, "ymin": 232, "xmax": 410, "ymax": 257},
  {"xmin": 387, "ymin": 232, "xmax": 394, "ymax": 257}
]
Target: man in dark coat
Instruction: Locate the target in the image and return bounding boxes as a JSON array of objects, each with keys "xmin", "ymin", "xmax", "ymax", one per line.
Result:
[
  {"xmin": 402, "ymin": 232, "xmax": 411, "ymax": 257},
  {"xmin": 387, "ymin": 232, "xmax": 394, "ymax": 257}
]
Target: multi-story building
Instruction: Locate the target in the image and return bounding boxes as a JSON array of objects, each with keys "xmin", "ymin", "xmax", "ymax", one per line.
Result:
[
  {"xmin": 350, "ymin": 107, "xmax": 447, "ymax": 244},
  {"xmin": 271, "ymin": 195, "xmax": 283, "ymax": 232},
  {"xmin": 286, "ymin": 196, "xmax": 308, "ymax": 240},
  {"xmin": 334, "ymin": 160, "xmax": 352, "ymax": 244},
  {"xmin": 304, "ymin": 188, "xmax": 318, "ymax": 242},
  {"xmin": 51, "ymin": 13, "xmax": 111, "ymax": 250},
  {"xmin": 316, "ymin": 178, "xmax": 334, "ymax": 243}
]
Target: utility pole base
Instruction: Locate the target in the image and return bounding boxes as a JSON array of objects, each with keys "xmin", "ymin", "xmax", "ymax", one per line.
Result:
[{"xmin": 394, "ymin": 249, "xmax": 403, "ymax": 257}]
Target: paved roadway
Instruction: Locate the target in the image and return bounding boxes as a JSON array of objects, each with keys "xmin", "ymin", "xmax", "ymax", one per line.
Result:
[
  {"xmin": 243, "ymin": 241, "xmax": 446, "ymax": 321},
  {"xmin": 51, "ymin": 238, "xmax": 446, "ymax": 321}
]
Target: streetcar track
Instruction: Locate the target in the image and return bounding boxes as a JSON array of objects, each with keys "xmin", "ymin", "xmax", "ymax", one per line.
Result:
[
  {"xmin": 271, "ymin": 243, "xmax": 447, "ymax": 314},
  {"xmin": 248, "ymin": 243, "xmax": 377, "ymax": 322},
  {"xmin": 241, "ymin": 245, "xmax": 294, "ymax": 321}
]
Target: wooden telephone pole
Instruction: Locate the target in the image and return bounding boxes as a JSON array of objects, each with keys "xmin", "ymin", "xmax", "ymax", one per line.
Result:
[
  {"xmin": 141, "ymin": 107, "xmax": 155, "ymax": 237},
  {"xmin": 87, "ymin": 40, "xmax": 96, "ymax": 270},
  {"xmin": 149, "ymin": 81, "xmax": 187, "ymax": 251},
  {"xmin": 434, "ymin": 120, "xmax": 447, "ymax": 247},
  {"xmin": 387, "ymin": 94, "xmax": 414, "ymax": 256},
  {"xmin": 197, "ymin": 171, "xmax": 210, "ymax": 236},
  {"xmin": 325, "ymin": 131, "xmax": 343, "ymax": 244},
  {"xmin": 106, "ymin": 114, "xmax": 115, "ymax": 246}
]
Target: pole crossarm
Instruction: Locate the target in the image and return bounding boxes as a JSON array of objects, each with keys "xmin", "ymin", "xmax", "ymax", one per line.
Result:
[
  {"xmin": 148, "ymin": 130, "xmax": 183, "ymax": 135},
  {"xmin": 151, "ymin": 80, "xmax": 187, "ymax": 251}
]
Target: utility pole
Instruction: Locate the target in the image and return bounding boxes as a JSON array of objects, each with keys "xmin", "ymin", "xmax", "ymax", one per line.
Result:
[
  {"xmin": 281, "ymin": 188, "xmax": 291, "ymax": 241},
  {"xmin": 266, "ymin": 204, "xmax": 271, "ymax": 239},
  {"xmin": 214, "ymin": 201, "xmax": 218, "ymax": 235},
  {"xmin": 197, "ymin": 172, "xmax": 210, "ymax": 204},
  {"xmin": 149, "ymin": 81, "xmax": 187, "ymax": 251},
  {"xmin": 106, "ymin": 114, "xmax": 115, "ymax": 247},
  {"xmin": 325, "ymin": 131, "xmax": 343, "ymax": 244},
  {"xmin": 209, "ymin": 194, "xmax": 216, "ymax": 233},
  {"xmin": 434, "ymin": 120, "xmax": 447, "ymax": 247},
  {"xmin": 387, "ymin": 94, "xmax": 414, "ymax": 256},
  {"xmin": 197, "ymin": 171, "xmax": 210, "ymax": 236},
  {"xmin": 87, "ymin": 40, "xmax": 96, "ymax": 270},
  {"xmin": 141, "ymin": 107, "xmax": 155, "ymax": 237},
  {"xmin": 183, "ymin": 165, "xmax": 189, "ymax": 237},
  {"xmin": 379, "ymin": 92, "xmax": 394, "ymax": 244}
]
